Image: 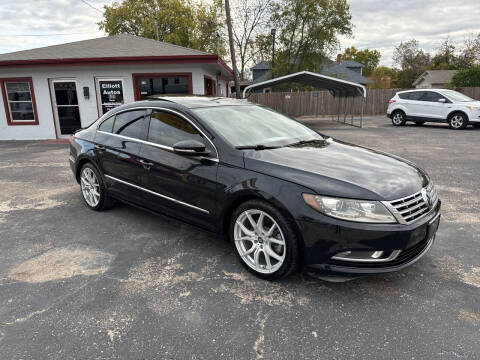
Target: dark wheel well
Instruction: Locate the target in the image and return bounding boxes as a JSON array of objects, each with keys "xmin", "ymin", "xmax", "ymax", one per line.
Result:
[
  {"xmin": 448, "ymin": 111, "xmax": 469, "ymax": 122},
  {"xmin": 75, "ymin": 158, "xmax": 97, "ymax": 183},
  {"xmin": 392, "ymin": 109, "xmax": 406, "ymax": 117}
]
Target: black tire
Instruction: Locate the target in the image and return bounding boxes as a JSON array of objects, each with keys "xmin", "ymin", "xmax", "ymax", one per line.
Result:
[
  {"xmin": 414, "ymin": 121, "xmax": 425, "ymax": 126},
  {"xmin": 79, "ymin": 163, "xmax": 114, "ymax": 211},
  {"xmin": 391, "ymin": 111, "xmax": 406, "ymax": 126},
  {"xmin": 229, "ymin": 199, "xmax": 299, "ymax": 280},
  {"xmin": 448, "ymin": 112, "xmax": 468, "ymax": 130}
]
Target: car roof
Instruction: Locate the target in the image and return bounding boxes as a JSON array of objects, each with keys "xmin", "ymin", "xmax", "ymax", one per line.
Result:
[
  {"xmin": 397, "ymin": 89, "xmax": 450, "ymax": 94},
  {"xmin": 144, "ymin": 96, "xmax": 250, "ymax": 109},
  {"xmin": 98, "ymin": 96, "xmax": 252, "ymax": 121}
]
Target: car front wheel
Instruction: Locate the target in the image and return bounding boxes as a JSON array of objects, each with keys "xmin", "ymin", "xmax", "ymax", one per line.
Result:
[
  {"xmin": 391, "ymin": 111, "xmax": 406, "ymax": 126},
  {"xmin": 448, "ymin": 113, "xmax": 468, "ymax": 130},
  {"xmin": 230, "ymin": 200, "xmax": 299, "ymax": 280},
  {"xmin": 79, "ymin": 163, "xmax": 113, "ymax": 211}
]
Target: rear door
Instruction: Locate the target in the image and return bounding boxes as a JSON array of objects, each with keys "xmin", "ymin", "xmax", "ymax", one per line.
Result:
[
  {"xmin": 404, "ymin": 91, "xmax": 425, "ymax": 117},
  {"xmin": 94, "ymin": 109, "xmax": 148, "ymax": 204},
  {"xmin": 137, "ymin": 109, "xmax": 219, "ymax": 230},
  {"xmin": 419, "ymin": 91, "xmax": 449, "ymax": 120}
]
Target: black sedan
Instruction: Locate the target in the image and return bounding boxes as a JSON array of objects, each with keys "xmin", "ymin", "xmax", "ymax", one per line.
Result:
[{"xmin": 69, "ymin": 97, "xmax": 441, "ymax": 279}]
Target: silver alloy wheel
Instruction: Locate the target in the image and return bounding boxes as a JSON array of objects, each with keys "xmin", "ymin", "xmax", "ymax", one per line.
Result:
[
  {"xmin": 234, "ymin": 209, "xmax": 286, "ymax": 274},
  {"xmin": 392, "ymin": 113, "xmax": 404, "ymax": 125},
  {"xmin": 450, "ymin": 115, "xmax": 464, "ymax": 129},
  {"xmin": 81, "ymin": 167, "xmax": 101, "ymax": 207}
]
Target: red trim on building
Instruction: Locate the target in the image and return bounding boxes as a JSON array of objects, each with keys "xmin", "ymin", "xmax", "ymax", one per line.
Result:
[
  {"xmin": 0, "ymin": 77, "xmax": 39, "ymax": 126},
  {"xmin": 0, "ymin": 55, "xmax": 234, "ymax": 76},
  {"xmin": 132, "ymin": 72, "xmax": 193, "ymax": 101}
]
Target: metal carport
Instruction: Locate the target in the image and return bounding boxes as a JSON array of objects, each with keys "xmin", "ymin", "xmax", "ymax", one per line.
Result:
[{"xmin": 242, "ymin": 70, "xmax": 367, "ymax": 127}]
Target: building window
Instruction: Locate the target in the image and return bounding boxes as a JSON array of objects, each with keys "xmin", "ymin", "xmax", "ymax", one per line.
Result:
[
  {"xmin": 1, "ymin": 78, "xmax": 39, "ymax": 125},
  {"xmin": 132, "ymin": 73, "xmax": 192, "ymax": 101}
]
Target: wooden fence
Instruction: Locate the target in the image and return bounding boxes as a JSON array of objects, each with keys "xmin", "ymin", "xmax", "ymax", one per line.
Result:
[{"xmin": 248, "ymin": 87, "xmax": 480, "ymax": 117}]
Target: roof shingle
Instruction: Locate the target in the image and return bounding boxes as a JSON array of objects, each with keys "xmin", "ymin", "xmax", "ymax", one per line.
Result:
[{"xmin": 0, "ymin": 34, "xmax": 210, "ymax": 61}]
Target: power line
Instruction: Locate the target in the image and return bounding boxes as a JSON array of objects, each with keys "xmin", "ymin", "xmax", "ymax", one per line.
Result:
[{"xmin": 79, "ymin": 0, "xmax": 104, "ymax": 14}]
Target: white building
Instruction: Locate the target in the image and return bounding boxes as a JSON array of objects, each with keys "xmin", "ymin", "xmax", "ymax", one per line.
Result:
[
  {"xmin": 413, "ymin": 70, "xmax": 457, "ymax": 89},
  {"xmin": 0, "ymin": 34, "xmax": 233, "ymax": 140}
]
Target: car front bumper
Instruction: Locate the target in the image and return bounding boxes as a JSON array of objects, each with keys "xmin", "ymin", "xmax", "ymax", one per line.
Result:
[{"xmin": 297, "ymin": 201, "xmax": 441, "ymax": 274}]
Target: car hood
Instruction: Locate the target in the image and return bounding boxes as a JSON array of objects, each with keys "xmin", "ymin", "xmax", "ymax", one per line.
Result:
[{"xmin": 243, "ymin": 138, "xmax": 428, "ymax": 201}]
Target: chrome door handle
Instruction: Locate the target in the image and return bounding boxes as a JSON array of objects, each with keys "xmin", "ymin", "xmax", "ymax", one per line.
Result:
[{"xmin": 139, "ymin": 159, "xmax": 154, "ymax": 168}]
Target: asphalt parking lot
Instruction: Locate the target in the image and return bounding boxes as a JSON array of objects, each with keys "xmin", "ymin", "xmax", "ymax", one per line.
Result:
[{"xmin": 0, "ymin": 116, "xmax": 479, "ymax": 359}]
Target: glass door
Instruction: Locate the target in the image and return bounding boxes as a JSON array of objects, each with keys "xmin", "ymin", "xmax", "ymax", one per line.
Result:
[{"xmin": 50, "ymin": 79, "xmax": 82, "ymax": 137}]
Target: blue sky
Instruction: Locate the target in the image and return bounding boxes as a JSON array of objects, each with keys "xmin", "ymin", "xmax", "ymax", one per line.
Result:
[{"xmin": 0, "ymin": 0, "xmax": 479, "ymax": 67}]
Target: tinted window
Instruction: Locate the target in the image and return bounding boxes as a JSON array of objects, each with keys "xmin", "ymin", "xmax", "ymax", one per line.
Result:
[
  {"xmin": 98, "ymin": 116, "xmax": 115, "ymax": 133},
  {"xmin": 192, "ymin": 105, "xmax": 322, "ymax": 147},
  {"xmin": 113, "ymin": 110, "xmax": 147, "ymax": 139},
  {"xmin": 137, "ymin": 76, "xmax": 189, "ymax": 100},
  {"xmin": 398, "ymin": 93, "xmax": 410, "ymax": 100},
  {"xmin": 148, "ymin": 111, "xmax": 202, "ymax": 147},
  {"xmin": 408, "ymin": 91, "xmax": 424, "ymax": 101},
  {"xmin": 422, "ymin": 92, "xmax": 444, "ymax": 102}
]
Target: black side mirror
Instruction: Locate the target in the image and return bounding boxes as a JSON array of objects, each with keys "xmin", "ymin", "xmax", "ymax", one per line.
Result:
[{"xmin": 173, "ymin": 140, "xmax": 210, "ymax": 156}]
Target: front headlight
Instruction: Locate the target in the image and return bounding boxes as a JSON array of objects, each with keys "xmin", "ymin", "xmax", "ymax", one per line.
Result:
[
  {"xmin": 302, "ymin": 194, "xmax": 397, "ymax": 223},
  {"xmin": 466, "ymin": 105, "xmax": 480, "ymax": 110}
]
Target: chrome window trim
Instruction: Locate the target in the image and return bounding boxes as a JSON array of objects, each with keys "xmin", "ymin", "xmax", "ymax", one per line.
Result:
[
  {"xmin": 95, "ymin": 106, "xmax": 219, "ymax": 159},
  {"xmin": 96, "ymin": 130, "xmax": 219, "ymax": 162},
  {"xmin": 105, "ymin": 174, "xmax": 210, "ymax": 214}
]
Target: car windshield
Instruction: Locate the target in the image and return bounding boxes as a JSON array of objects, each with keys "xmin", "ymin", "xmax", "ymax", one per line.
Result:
[
  {"xmin": 438, "ymin": 90, "xmax": 474, "ymax": 102},
  {"xmin": 192, "ymin": 105, "xmax": 322, "ymax": 148}
]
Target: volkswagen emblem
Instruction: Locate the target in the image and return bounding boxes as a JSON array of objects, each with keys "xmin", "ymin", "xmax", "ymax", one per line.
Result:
[{"xmin": 421, "ymin": 188, "xmax": 432, "ymax": 208}]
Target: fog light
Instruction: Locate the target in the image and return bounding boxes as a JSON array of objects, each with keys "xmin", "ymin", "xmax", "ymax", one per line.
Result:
[{"xmin": 332, "ymin": 249, "xmax": 401, "ymax": 263}]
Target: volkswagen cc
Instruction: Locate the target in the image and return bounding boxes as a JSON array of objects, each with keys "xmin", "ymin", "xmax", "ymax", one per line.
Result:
[{"xmin": 69, "ymin": 97, "xmax": 441, "ymax": 279}]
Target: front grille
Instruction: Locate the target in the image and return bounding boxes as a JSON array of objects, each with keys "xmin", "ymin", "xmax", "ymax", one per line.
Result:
[{"xmin": 385, "ymin": 183, "xmax": 438, "ymax": 224}]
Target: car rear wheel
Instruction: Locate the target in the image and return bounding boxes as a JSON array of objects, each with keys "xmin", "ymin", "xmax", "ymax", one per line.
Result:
[
  {"xmin": 80, "ymin": 163, "xmax": 113, "ymax": 211},
  {"xmin": 448, "ymin": 113, "xmax": 468, "ymax": 130},
  {"xmin": 391, "ymin": 111, "xmax": 406, "ymax": 126},
  {"xmin": 230, "ymin": 200, "xmax": 299, "ymax": 280}
]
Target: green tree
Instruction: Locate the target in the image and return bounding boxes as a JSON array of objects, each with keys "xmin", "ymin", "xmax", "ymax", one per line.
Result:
[
  {"xmin": 370, "ymin": 66, "xmax": 400, "ymax": 88},
  {"xmin": 451, "ymin": 66, "xmax": 480, "ymax": 87},
  {"xmin": 99, "ymin": 0, "xmax": 226, "ymax": 55},
  {"xmin": 269, "ymin": 0, "xmax": 353, "ymax": 76},
  {"xmin": 431, "ymin": 36, "xmax": 457, "ymax": 70},
  {"xmin": 392, "ymin": 39, "xmax": 431, "ymax": 87},
  {"xmin": 455, "ymin": 33, "xmax": 480, "ymax": 69},
  {"xmin": 342, "ymin": 46, "xmax": 380, "ymax": 77}
]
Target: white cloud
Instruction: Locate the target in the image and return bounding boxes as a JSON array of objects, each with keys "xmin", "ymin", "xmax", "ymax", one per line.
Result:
[
  {"xmin": 0, "ymin": 0, "xmax": 116, "ymax": 54},
  {"xmin": 0, "ymin": 0, "xmax": 478, "ymax": 69},
  {"xmin": 338, "ymin": 0, "xmax": 480, "ymax": 67}
]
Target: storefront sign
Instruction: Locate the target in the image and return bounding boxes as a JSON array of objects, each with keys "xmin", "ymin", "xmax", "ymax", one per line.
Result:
[{"xmin": 98, "ymin": 79, "xmax": 124, "ymax": 114}]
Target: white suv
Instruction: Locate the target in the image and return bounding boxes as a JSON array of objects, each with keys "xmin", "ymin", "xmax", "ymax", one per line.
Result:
[{"xmin": 387, "ymin": 89, "xmax": 480, "ymax": 130}]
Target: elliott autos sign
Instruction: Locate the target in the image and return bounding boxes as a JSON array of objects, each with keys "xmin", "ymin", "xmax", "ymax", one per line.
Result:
[{"xmin": 99, "ymin": 80, "xmax": 124, "ymax": 114}]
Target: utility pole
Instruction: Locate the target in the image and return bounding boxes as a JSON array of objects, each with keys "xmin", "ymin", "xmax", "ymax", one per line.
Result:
[
  {"xmin": 224, "ymin": 0, "xmax": 241, "ymax": 99},
  {"xmin": 154, "ymin": 17, "xmax": 159, "ymax": 41},
  {"xmin": 271, "ymin": 28, "xmax": 276, "ymax": 78}
]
